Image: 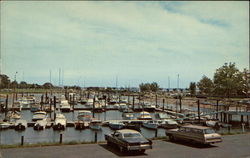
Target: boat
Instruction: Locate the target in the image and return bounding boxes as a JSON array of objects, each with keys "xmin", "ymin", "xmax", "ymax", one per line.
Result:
[
  {"xmin": 160, "ymin": 119, "xmax": 178, "ymax": 129},
  {"xmin": 122, "ymin": 112, "xmax": 135, "ymax": 120},
  {"xmin": 7, "ymin": 111, "xmax": 21, "ymax": 120},
  {"xmin": 32, "ymin": 111, "xmax": 47, "ymax": 121},
  {"xmin": 34, "ymin": 120, "xmax": 47, "ymax": 130},
  {"xmin": 119, "ymin": 103, "xmax": 128, "ymax": 112},
  {"xmin": 144, "ymin": 103, "xmax": 156, "ymax": 112},
  {"xmin": 89, "ymin": 120, "xmax": 102, "ymax": 130},
  {"xmin": 156, "ymin": 113, "xmax": 171, "ymax": 120},
  {"xmin": 0, "ymin": 122, "xmax": 11, "ymax": 129},
  {"xmin": 142, "ymin": 120, "xmax": 158, "ymax": 130},
  {"xmin": 79, "ymin": 98, "xmax": 88, "ymax": 104},
  {"xmin": 53, "ymin": 113, "xmax": 67, "ymax": 130},
  {"xmin": 86, "ymin": 99, "xmax": 94, "ymax": 106},
  {"xmin": 60, "ymin": 100, "xmax": 71, "ymax": 112},
  {"xmin": 75, "ymin": 110, "xmax": 92, "ymax": 129},
  {"xmin": 109, "ymin": 121, "xmax": 124, "ymax": 130},
  {"xmin": 137, "ymin": 111, "xmax": 152, "ymax": 120},
  {"xmin": 30, "ymin": 104, "xmax": 40, "ymax": 112},
  {"xmin": 14, "ymin": 119, "xmax": 27, "ymax": 130},
  {"xmin": 18, "ymin": 96, "xmax": 36, "ymax": 109}
]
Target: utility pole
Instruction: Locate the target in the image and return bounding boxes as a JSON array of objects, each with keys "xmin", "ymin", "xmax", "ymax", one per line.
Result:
[{"xmin": 168, "ymin": 76, "xmax": 170, "ymax": 89}]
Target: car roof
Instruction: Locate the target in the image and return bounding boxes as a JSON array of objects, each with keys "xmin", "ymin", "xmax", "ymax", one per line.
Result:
[
  {"xmin": 181, "ymin": 124, "xmax": 211, "ymax": 130},
  {"xmin": 116, "ymin": 129, "xmax": 140, "ymax": 134}
]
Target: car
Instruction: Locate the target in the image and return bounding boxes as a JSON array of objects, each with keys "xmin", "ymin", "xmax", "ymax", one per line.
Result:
[
  {"xmin": 105, "ymin": 129, "xmax": 152, "ymax": 153},
  {"xmin": 166, "ymin": 124, "xmax": 222, "ymax": 145}
]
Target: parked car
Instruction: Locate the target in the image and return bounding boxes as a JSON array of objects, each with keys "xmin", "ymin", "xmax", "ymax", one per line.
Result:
[
  {"xmin": 105, "ymin": 129, "xmax": 152, "ymax": 153},
  {"xmin": 165, "ymin": 124, "xmax": 222, "ymax": 145}
]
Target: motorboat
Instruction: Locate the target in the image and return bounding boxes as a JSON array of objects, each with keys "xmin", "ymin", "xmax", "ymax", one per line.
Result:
[
  {"xmin": 119, "ymin": 103, "xmax": 128, "ymax": 112},
  {"xmin": 142, "ymin": 120, "xmax": 158, "ymax": 130},
  {"xmin": 18, "ymin": 96, "xmax": 36, "ymax": 109},
  {"xmin": 86, "ymin": 99, "xmax": 94, "ymax": 106},
  {"xmin": 0, "ymin": 122, "xmax": 12, "ymax": 129},
  {"xmin": 30, "ymin": 104, "xmax": 40, "ymax": 112},
  {"xmin": 77, "ymin": 110, "xmax": 92, "ymax": 121},
  {"xmin": 34, "ymin": 120, "xmax": 47, "ymax": 130},
  {"xmin": 75, "ymin": 110, "xmax": 92, "ymax": 129},
  {"xmin": 137, "ymin": 111, "xmax": 152, "ymax": 120},
  {"xmin": 53, "ymin": 113, "xmax": 67, "ymax": 130},
  {"xmin": 109, "ymin": 121, "xmax": 124, "ymax": 130},
  {"xmin": 144, "ymin": 103, "xmax": 156, "ymax": 112},
  {"xmin": 14, "ymin": 119, "xmax": 27, "ymax": 130},
  {"xmin": 122, "ymin": 112, "xmax": 135, "ymax": 120},
  {"xmin": 60, "ymin": 100, "xmax": 71, "ymax": 112},
  {"xmin": 156, "ymin": 113, "xmax": 171, "ymax": 120},
  {"xmin": 32, "ymin": 111, "xmax": 47, "ymax": 121},
  {"xmin": 89, "ymin": 120, "xmax": 102, "ymax": 130},
  {"xmin": 7, "ymin": 111, "xmax": 21, "ymax": 120},
  {"xmin": 160, "ymin": 119, "xmax": 178, "ymax": 129}
]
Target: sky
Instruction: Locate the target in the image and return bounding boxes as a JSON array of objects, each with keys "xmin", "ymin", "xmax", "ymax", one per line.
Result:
[{"xmin": 0, "ymin": 1, "xmax": 249, "ymax": 88}]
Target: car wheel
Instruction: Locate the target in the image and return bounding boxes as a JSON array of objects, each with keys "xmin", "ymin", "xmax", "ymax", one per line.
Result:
[
  {"xmin": 119, "ymin": 146, "xmax": 124, "ymax": 153},
  {"xmin": 169, "ymin": 135, "xmax": 175, "ymax": 141},
  {"xmin": 139, "ymin": 149, "xmax": 145, "ymax": 154}
]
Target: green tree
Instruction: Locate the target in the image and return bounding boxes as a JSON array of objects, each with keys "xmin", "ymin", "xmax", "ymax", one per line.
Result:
[
  {"xmin": 197, "ymin": 76, "xmax": 214, "ymax": 95},
  {"xmin": 0, "ymin": 74, "xmax": 11, "ymax": 88},
  {"xmin": 42, "ymin": 82, "xmax": 54, "ymax": 89},
  {"xmin": 139, "ymin": 82, "xmax": 160, "ymax": 92},
  {"xmin": 189, "ymin": 82, "xmax": 196, "ymax": 97},
  {"xmin": 19, "ymin": 81, "xmax": 28, "ymax": 89},
  {"xmin": 150, "ymin": 82, "xmax": 159, "ymax": 92},
  {"xmin": 213, "ymin": 63, "xmax": 244, "ymax": 97}
]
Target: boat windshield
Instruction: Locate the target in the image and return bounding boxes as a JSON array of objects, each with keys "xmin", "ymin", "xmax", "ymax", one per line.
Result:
[
  {"xmin": 123, "ymin": 133, "xmax": 142, "ymax": 138},
  {"xmin": 204, "ymin": 129, "xmax": 216, "ymax": 134}
]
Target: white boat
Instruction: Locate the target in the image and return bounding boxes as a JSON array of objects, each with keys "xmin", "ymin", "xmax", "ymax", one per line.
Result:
[
  {"xmin": 89, "ymin": 120, "xmax": 102, "ymax": 130},
  {"xmin": 75, "ymin": 110, "xmax": 92, "ymax": 129},
  {"xmin": 7, "ymin": 111, "xmax": 21, "ymax": 120},
  {"xmin": 60, "ymin": 100, "xmax": 71, "ymax": 112},
  {"xmin": 34, "ymin": 120, "xmax": 47, "ymax": 130},
  {"xmin": 119, "ymin": 103, "xmax": 128, "ymax": 112},
  {"xmin": 122, "ymin": 112, "xmax": 135, "ymax": 120},
  {"xmin": 156, "ymin": 113, "xmax": 171, "ymax": 120},
  {"xmin": 30, "ymin": 104, "xmax": 40, "ymax": 112},
  {"xmin": 0, "ymin": 122, "xmax": 11, "ymax": 129},
  {"xmin": 160, "ymin": 119, "xmax": 178, "ymax": 129},
  {"xmin": 77, "ymin": 110, "xmax": 92, "ymax": 121},
  {"xmin": 144, "ymin": 103, "xmax": 156, "ymax": 112},
  {"xmin": 14, "ymin": 119, "xmax": 27, "ymax": 130},
  {"xmin": 137, "ymin": 111, "xmax": 152, "ymax": 120},
  {"xmin": 109, "ymin": 121, "xmax": 124, "ymax": 130},
  {"xmin": 142, "ymin": 120, "xmax": 158, "ymax": 130},
  {"xmin": 53, "ymin": 113, "xmax": 67, "ymax": 130},
  {"xmin": 32, "ymin": 111, "xmax": 47, "ymax": 121},
  {"xmin": 18, "ymin": 96, "xmax": 36, "ymax": 109},
  {"xmin": 86, "ymin": 99, "xmax": 94, "ymax": 106}
]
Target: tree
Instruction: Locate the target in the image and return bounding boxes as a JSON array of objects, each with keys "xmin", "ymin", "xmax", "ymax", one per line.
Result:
[
  {"xmin": 139, "ymin": 82, "xmax": 160, "ymax": 92},
  {"xmin": 19, "ymin": 81, "xmax": 28, "ymax": 89},
  {"xmin": 197, "ymin": 76, "xmax": 214, "ymax": 95},
  {"xmin": 213, "ymin": 63, "xmax": 244, "ymax": 97},
  {"xmin": 189, "ymin": 82, "xmax": 196, "ymax": 97},
  {"xmin": 0, "ymin": 74, "xmax": 11, "ymax": 88},
  {"xmin": 42, "ymin": 82, "xmax": 54, "ymax": 89}
]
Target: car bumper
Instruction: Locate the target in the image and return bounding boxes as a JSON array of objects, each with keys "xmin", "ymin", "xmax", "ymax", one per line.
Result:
[{"xmin": 127, "ymin": 144, "xmax": 152, "ymax": 150}]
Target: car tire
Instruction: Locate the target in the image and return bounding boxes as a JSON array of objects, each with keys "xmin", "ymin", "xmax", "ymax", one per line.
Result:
[
  {"xmin": 169, "ymin": 135, "xmax": 175, "ymax": 141},
  {"xmin": 139, "ymin": 149, "xmax": 145, "ymax": 154},
  {"xmin": 119, "ymin": 146, "xmax": 124, "ymax": 153}
]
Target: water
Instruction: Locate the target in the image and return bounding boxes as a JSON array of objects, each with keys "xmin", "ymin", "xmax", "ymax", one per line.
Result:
[{"xmin": 0, "ymin": 109, "xmax": 166, "ymax": 145}]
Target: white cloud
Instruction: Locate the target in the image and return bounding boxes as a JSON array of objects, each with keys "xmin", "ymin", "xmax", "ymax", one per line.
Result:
[{"xmin": 1, "ymin": 1, "xmax": 248, "ymax": 87}]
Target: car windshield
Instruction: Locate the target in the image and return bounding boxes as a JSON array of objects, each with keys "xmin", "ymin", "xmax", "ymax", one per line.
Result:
[
  {"xmin": 204, "ymin": 129, "xmax": 216, "ymax": 134},
  {"xmin": 123, "ymin": 133, "xmax": 142, "ymax": 138}
]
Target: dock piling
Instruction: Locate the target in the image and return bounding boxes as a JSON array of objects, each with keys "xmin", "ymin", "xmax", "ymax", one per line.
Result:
[
  {"xmin": 155, "ymin": 129, "xmax": 158, "ymax": 138},
  {"xmin": 21, "ymin": 136, "xmax": 24, "ymax": 146},
  {"xmin": 60, "ymin": 134, "xmax": 63, "ymax": 144},
  {"xmin": 94, "ymin": 132, "xmax": 97, "ymax": 143}
]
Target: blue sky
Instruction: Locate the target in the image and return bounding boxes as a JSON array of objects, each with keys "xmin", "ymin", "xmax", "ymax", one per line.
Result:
[{"xmin": 1, "ymin": 1, "xmax": 249, "ymax": 88}]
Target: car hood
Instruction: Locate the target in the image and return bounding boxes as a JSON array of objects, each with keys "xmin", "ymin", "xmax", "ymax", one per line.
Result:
[{"xmin": 123, "ymin": 137, "xmax": 149, "ymax": 144}]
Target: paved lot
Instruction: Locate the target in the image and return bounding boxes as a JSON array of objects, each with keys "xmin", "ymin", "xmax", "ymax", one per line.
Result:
[{"xmin": 1, "ymin": 134, "xmax": 250, "ymax": 158}]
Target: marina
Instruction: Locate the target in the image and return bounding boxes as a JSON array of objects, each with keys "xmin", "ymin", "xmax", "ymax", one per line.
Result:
[{"xmin": 0, "ymin": 91, "xmax": 249, "ymax": 145}]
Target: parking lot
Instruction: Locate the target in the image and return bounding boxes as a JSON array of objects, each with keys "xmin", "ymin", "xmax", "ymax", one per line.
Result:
[{"xmin": 1, "ymin": 134, "xmax": 250, "ymax": 158}]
